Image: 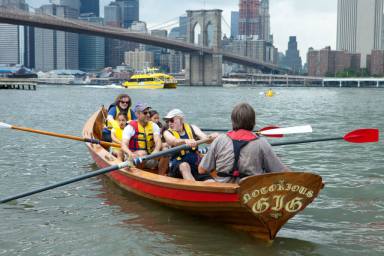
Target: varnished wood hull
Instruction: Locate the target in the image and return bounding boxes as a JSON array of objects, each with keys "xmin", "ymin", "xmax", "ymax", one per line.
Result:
[{"xmin": 83, "ymin": 109, "xmax": 323, "ymax": 241}]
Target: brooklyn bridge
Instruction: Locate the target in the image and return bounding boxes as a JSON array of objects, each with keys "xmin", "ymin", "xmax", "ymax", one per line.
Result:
[{"xmin": 0, "ymin": 7, "xmax": 286, "ymax": 86}]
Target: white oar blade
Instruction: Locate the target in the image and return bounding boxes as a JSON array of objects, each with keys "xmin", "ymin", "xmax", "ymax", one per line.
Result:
[
  {"xmin": 260, "ymin": 125, "xmax": 313, "ymax": 135},
  {"xmin": 0, "ymin": 122, "xmax": 12, "ymax": 129}
]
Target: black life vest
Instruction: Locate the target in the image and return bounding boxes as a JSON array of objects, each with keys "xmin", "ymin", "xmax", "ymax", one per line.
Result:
[{"xmin": 223, "ymin": 129, "xmax": 258, "ymax": 178}]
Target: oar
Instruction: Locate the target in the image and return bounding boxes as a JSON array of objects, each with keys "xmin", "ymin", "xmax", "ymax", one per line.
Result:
[
  {"xmin": 201, "ymin": 125, "xmax": 313, "ymax": 138},
  {"xmin": 0, "ymin": 121, "xmax": 120, "ymax": 148},
  {"xmin": 0, "ymin": 138, "xmax": 212, "ymax": 204},
  {"xmin": 271, "ymin": 128, "xmax": 379, "ymax": 146}
]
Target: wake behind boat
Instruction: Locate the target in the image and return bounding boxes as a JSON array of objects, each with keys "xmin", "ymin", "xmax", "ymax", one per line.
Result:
[
  {"xmin": 82, "ymin": 108, "xmax": 323, "ymax": 241},
  {"xmin": 122, "ymin": 68, "xmax": 177, "ymax": 89}
]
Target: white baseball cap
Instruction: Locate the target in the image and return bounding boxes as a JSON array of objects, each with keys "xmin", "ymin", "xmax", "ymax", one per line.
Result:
[{"xmin": 164, "ymin": 109, "xmax": 184, "ymax": 119}]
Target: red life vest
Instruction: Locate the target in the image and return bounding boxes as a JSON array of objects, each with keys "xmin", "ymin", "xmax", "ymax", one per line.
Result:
[
  {"xmin": 128, "ymin": 120, "xmax": 155, "ymax": 154},
  {"xmin": 226, "ymin": 129, "xmax": 258, "ymax": 178}
]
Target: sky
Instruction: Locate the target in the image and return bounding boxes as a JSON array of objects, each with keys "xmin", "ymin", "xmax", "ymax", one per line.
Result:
[{"xmin": 27, "ymin": 0, "xmax": 337, "ymax": 62}]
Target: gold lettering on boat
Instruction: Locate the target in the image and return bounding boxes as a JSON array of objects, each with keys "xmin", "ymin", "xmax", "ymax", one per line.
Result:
[
  {"xmin": 260, "ymin": 187, "xmax": 268, "ymax": 195},
  {"xmin": 291, "ymin": 185, "xmax": 300, "ymax": 192},
  {"xmin": 251, "ymin": 189, "xmax": 260, "ymax": 198},
  {"xmin": 252, "ymin": 197, "xmax": 269, "ymax": 214},
  {"xmin": 242, "ymin": 181, "xmax": 316, "ymax": 218},
  {"xmin": 285, "ymin": 197, "xmax": 304, "ymax": 212},
  {"xmin": 242, "ymin": 193, "xmax": 252, "ymax": 204},
  {"xmin": 299, "ymin": 186, "xmax": 308, "ymax": 195},
  {"xmin": 271, "ymin": 195, "xmax": 285, "ymax": 211},
  {"xmin": 268, "ymin": 184, "xmax": 277, "ymax": 192}
]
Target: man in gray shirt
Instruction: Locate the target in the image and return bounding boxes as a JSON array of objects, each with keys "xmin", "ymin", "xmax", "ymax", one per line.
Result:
[{"xmin": 198, "ymin": 103, "xmax": 288, "ymax": 183}]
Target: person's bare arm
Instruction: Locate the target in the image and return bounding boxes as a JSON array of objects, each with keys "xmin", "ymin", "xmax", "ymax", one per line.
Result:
[
  {"xmin": 163, "ymin": 130, "xmax": 197, "ymax": 147},
  {"xmin": 152, "ymin": 134, "xmax": 162, "ymax": 154},
  {"xmin": 121, "ymin": 138, "xmax": 135, "ymax": 159}
]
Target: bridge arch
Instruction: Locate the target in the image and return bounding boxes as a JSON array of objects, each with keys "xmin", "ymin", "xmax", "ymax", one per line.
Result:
[{"xmin": 186, "ymin": 9, "xmax": 222, "ymax": 86}]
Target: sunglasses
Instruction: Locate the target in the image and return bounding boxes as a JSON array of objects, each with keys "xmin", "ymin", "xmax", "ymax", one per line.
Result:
[
  {"xmin": 167, "ymin": 118, "xmax": 177, "ymax": 123},
  {"xmin": 142, "ymin": 111, "xmax": 151, "ymax": 115},
  {"xmin": 120, "ymin": 101, "xmax": 129, "ymax": 104}
]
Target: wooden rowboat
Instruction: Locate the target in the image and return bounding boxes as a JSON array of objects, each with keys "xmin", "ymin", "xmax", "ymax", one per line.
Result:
[{"xmin": 82, "ymin": 108, "xmax": 324, "ymax": 241}]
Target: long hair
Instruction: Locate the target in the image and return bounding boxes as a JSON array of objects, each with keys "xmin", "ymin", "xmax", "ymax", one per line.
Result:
[{"xmin": 114, "ymin": 94, "xmax": 132, "ymax": 109}]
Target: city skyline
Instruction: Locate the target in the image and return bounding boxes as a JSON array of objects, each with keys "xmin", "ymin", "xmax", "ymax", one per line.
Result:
[{"xmin": 27, "ymin": 0, "xmax": 337, "ymax": 61}]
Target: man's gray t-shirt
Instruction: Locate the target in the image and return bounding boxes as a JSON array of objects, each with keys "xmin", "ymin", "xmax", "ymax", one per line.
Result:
[{"xmin": 200, "ymin": 134, "xmax": 286, "ymax": 176}]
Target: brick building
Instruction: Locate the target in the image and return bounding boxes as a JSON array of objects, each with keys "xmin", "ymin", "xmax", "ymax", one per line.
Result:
[{"xmin": 307, "ymin": 47, "xmax": 360, "ymax": 77}]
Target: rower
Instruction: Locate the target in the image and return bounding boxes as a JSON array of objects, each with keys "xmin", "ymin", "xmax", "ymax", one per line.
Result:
[
  {"xmin": 102, "ymin": 94, "xmax": 136, "ymax": 142},
  {"xmin": 198, "ymin": 103, "xmax": 289, "ymax": 183}
]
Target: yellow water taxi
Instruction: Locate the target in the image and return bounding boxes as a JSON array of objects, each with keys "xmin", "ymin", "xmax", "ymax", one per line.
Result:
[{"xmin": 122, "ymin": 68, "xmax": 177, "ymax": 89}]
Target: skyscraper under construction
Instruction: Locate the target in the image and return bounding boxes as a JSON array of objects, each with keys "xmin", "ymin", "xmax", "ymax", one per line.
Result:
[
  {"xmin": 238, "ymin": 0, "xmax": 270, "ymax": 41},
  {"xmin": 239, "ymin": 0, "xmax": 260, "ymax": 38}
]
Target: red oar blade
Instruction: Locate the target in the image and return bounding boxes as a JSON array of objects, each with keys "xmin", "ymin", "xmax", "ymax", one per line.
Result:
[
  {"xmin": 258, "ymin": 125, "xmax": 283, "ymax": 138},
  {"xmin": 344, "ymin": 128, "xmax": 379, "ymax": 143}
]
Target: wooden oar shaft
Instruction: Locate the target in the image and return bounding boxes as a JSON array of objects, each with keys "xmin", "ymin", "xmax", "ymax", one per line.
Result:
[
  {"xmin": 0, "ymin": 137, "xmax": 212, "ymax": 204},
  {"xmin": 271, "ymin": 137, "xmax": 343, "ymax": 146},
  {"xmin": 11, "ymin": 125, "xmax": 120, "ymax": 148}
]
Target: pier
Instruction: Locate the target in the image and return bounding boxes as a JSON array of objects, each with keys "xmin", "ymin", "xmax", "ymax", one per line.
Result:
[
  {"xmin": 223, "ymin": 74, "xmax": 384, "ymax": 88},
  {"xmin": 0, "ymin": 79, "xmax": 37, "ymax": 90}
]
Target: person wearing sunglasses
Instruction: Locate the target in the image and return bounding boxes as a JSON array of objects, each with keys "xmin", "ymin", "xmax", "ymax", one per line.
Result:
[
  {"xmin": 121, "ymin": 102, "xmax": 162, "ymax": 169},
  {"xmin": 163, "ymin": 109, "xmax": 218, "ymax": 181},
  {"xmin": 103, "ymin": 94, "xmax": 136, "ymax": 142}
]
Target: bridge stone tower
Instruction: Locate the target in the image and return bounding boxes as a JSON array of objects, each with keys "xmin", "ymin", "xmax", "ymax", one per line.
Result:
[{"xmin": 186, "ymin": 10, "xmax": 222, "ymax": 86}]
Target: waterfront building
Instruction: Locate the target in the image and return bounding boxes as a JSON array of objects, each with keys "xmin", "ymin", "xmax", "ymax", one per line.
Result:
[
  {"xmin": 307, "ymin": 46, "xmax": 361, "ymax": 77},
  {"xmin": 116, "ymin": 0, "xmax": 139, "ymax": 28},
  {"xmin": 223, "ymin": 38, "xmax": 277, "ymax": 64},
  {"xmin": 124, "ymin": 49, "xmax": 154, "ymax": 71},
  {"xmin": 367, "ymin": 49, "xmax": 384, "ymax": 76},
  {"xmin": 337, "ymin": 0, "xmax": 384, "ymax": 67},
  {"xmin": 104, "ymin": 2, "xmax": 124, "ymax": 67},
  {"xmin": 80, "ymin": 0, "xmax": 99, "ymax": 16},
  {"xmin": 50, "ymin": 0, "xmax": 80, "ymax": 11},
  {"xmin": 0, "ymin": 0, "xmax": 34, "ymax": 67},
  {"xmin": 79, "ymin": 14, "xmax": 105, "ymax": 72},
  {"xmin": 260, "ymin": 0, "xmax": 271, "ymax": 42},
  {"xmin": 146, "ymin": 29, "xmax": 168, "ymax": 67},
  {"xmin": 35, "ymin": 4, "xmax": 79, "ymax": 71},
  {"xmin": 239, "ymin": 0, "xmax": 260, "ymax": 39},
  {"xmin": 231, "ymin": 11, "xmax": 239, "ymax": 39},
  {"xmin": 169, "ymin": 15, "xmax": 187, "ymax": 41},
  {"xmin": 281, "ymin": 36, "xmax": 302, "ymax": 73}
]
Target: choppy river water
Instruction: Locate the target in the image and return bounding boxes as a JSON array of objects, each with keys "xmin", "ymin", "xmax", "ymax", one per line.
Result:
[{"xmin": 0, "ymin": 85, "xmax": 383, "ymax": 255}]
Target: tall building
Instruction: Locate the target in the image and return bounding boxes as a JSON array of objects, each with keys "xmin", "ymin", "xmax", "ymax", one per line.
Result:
[
  {"xmin": 231, "ymin": 11, "xmax": 239, "ymax": 39},
  {"xmin": 337, "ymin": 0, "xmax": 384, "ymax": 67},
  {"xmin": 35, "ymin": 4, "xmax": 79, "ymax": 71},
  {"xmin": 80, "ymin": 0, "xmax": 99, "ymax": 16},
  {"xmin": 50, "ymin": 0, "xmax": 80, "ymax": 11},
  {"xmin": 116, "ymin": 0, "xmax": 139, "ymax": 28},
  {"xmin": 0, "ymin": 0, "xmax": 34, "ymax": 67},
  {"xmin": 124, "ymin": 49, "xmax": 154, "ymax": 71},
  {"xmin": 79, "ymin": 14, "xmax": 104, "ymax": 71},
  {"xmin": 239, "ymin": 0, "xmax": 260, "ymax": 38},
  {"xmin": 259, "ymin": 0, "xmax": 270, "ymax": 42},
  {"xmin": 282, "ymin": 36, "xmax": 302, "ymax": 73}
]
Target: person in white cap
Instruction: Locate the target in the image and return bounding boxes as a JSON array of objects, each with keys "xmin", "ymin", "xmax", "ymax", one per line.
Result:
[
  {"xmin": 121, "ymin": 102, "xmax": 162, "ymax": 169},
  {"xmin": 163, "ymin": 109, "xmax": 218, "ymax": 181}
]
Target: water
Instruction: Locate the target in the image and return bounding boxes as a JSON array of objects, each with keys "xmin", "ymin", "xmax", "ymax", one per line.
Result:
[{"xmin": 0, "ymin": 85, "xmax": 383, "ymax": 255}]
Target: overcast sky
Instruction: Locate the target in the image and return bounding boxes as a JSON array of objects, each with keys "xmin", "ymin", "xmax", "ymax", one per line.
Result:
[{"xmin": 27, "ymin": 0, "xmax": 337, "ymax": 61}]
